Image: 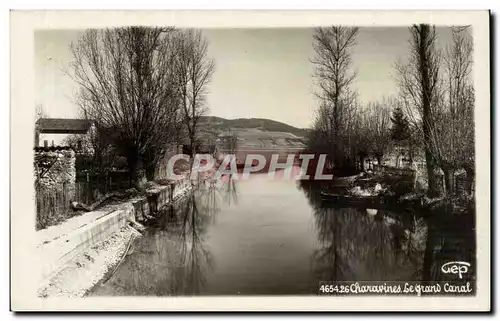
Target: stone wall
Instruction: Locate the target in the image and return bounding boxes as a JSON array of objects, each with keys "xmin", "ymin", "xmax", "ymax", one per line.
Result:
[
  {"xmin": 34, "ymin": 147, "xmax": 76, "ymax": 200},
  {"xmin": 37, "ymin": 177, "xmax": 193, "ymax": 285}
]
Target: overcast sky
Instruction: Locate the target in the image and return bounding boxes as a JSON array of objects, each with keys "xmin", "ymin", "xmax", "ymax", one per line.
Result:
[{"xmin": 35, "ymin": 27, "xmax": 453, "ymax": 129}]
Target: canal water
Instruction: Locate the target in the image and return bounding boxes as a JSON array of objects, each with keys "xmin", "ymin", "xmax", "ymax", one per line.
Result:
[{"xmin": 89, "ymin": 167, "xmax": 475, "ymax": 296}]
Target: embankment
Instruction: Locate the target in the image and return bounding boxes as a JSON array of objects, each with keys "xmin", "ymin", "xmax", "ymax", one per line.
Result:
[{"xmin": 37, "ymin": 175, "xmax": 192, "ymax": 298}]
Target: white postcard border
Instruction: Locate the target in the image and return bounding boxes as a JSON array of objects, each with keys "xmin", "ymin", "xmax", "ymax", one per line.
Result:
[{"xmin": 10, "ymin": 10, "xmax": 490, "ymax": 311}]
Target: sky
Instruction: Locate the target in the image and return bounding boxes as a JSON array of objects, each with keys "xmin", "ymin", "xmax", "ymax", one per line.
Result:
[{"xmin": 35, "ymin": 27, "xmax": 453, "ymax": 129}]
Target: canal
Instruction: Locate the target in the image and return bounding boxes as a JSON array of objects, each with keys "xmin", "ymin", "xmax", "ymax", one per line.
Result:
[{"xmin": 88, "ymin": 167, "xmax": 475, "ymax": 296}]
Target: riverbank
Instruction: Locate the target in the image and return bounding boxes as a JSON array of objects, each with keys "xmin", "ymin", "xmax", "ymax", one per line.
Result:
[
  {"xmin": 37, "ymin": 175, "xmax": 193, "ymax": 298},
  {"xmin": 38, "ymin": 225, "xmax": 137, "ymax": 298},
  {"xmin": 321, "ymin": 170, "xmax": 475, "ymax": 222}
]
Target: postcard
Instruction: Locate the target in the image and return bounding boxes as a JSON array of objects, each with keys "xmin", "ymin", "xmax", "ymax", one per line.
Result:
[{"xmin": 10, "ymin": 10, "xmax": 490, "ymax": 311}]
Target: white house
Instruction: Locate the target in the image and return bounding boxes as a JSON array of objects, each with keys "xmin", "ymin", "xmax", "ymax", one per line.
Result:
[{"xmin": 35, "ymin": 118, "xmax": 96, "ymax": 149}]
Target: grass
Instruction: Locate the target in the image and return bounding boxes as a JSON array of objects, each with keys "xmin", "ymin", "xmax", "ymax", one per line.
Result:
[
  {"xmin": 36, "ymin": 185, "xmax": 80, "ymax": 230},
  {"xmin": 36, "ymin": 182, "xmax": 145, "ymax": 231}
]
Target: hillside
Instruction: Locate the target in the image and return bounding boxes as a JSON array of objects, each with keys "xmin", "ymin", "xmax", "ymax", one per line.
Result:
[{"xmin": 199, "ymin": 116, "xmax": 309, "ymax": 138}]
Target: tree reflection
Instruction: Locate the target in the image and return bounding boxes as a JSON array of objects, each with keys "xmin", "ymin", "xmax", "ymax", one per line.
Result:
[
  {"xmin": 90, "ymin": 227, "xmax": 184, "ymax": 296},
  {"xmin": 96, "ymin": 187, "xmax": 226, "ymax": 296},
  {"xmin": 171, "ymin": 180, "xmax": 239, "ymax": 294},
  {"xmin": 298, "ymin": 180, "xmax": 475, "ymax": 284},
  {"xmin": 197, "ymin": 177, "xmax": 238, "ymax": 217},
  {"xmin": 421, "ymin": 221, "xmax": 476, "ymax": 282},
  {"xmin": 175, "ymin": 192, "xmax": 214, "ymax": 294},
  {"xmin": 299, "ymin": 180, "xmax": 427, "ymax": 282},
  {"xmin": 312, "ymin": 207, "xmax": 352, "ymax": 280},
  {"xmin": 198, "ymin": 180, "xmax": 222, "ymax": 221},
  {"xmin": 222, "ymin": 177, "xmax": 238, "ymax": 206},
  {"xmin": 312, "ymin": 206, "xmax": 425, "ymax": 281}
]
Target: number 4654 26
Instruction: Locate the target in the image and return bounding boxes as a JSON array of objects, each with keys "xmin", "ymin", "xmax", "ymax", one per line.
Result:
[{"xmin": 319, "ymin": 284, "xmax": 339, "ymax": 293}]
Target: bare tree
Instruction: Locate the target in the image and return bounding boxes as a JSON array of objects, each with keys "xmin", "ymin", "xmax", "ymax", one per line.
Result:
[
  {"xmin": 35, "ymin": 104, "xmax": 47, "ymax": 122},
  {"xmin": 311, "ymin": 26, "xmax": 360, "ymax": 169},
  {"xmin": 34, "ymin": 104, "xmax": 47, "ymax": 146},
  {"xmin": 173, "ymin": 29, "xmax": 215, "ymax": 158},
  {"xmin": 222, "ymin": 130, "xmax": 238, "ymax": 154},
  {"xmin": 63, "ymin": 122, "xmax": 118, "ymax": 172},
  {"xmin": 340, "ymin": 93, "xmax": 362, "ymax": 168},
  {"xmin": 68, "ymin": 27, "xmax": 182, "ymax": 188},
  {"xmin": 365, "ymin": 100, "xmax": 393, "ymax": 166},
  {"xmin": 425, "ymin": 27, "xmax": 474, "ymax": 195},
  {"xmin": 460, "ymin": 84, "xmax": 475, "ymax": 195},
  {"xmin": 307, "ymin": 101, "xmax": 333, "ymax": 160},
  {"xmin": 446, "ymin": 27, "xmax": 474, "ymax": 194},
  {"xmin": 351, "ymin": 109, "xmax": 372, "ymax": 171},
  {"xmin": 395, "ymin": 24, "xmax": 442, "ymax": 197}
]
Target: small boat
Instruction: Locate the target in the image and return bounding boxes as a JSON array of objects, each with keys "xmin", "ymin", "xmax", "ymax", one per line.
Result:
[
  {"xmin": 320, "ymin": 191, "xmax": 388, "ymax": 207},
  {"xmin": 320, "ymin": 191, "xmax": 418, "ymax": 211},
  {"xmin": 320, "ymin": 191, "xmax": 342, "ymax": 200},
  {"xmin": 321, "ymin": 191, "xmax": 379, "ymax": 201}
]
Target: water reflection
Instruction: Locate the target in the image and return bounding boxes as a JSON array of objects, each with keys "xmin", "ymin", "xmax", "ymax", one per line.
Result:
[
  {"xmin": 311, "ymin": 206, "xmax": 426, "ymax": 281},
  {"xmin": 159, "ymin": 179, "xmax": 242, "ymax": 294},
  {"xmin": 298, "ymin": 180, "xmax": 475, "ymax": 283},
  {"xmin": 89, "ymin": 172, "xmax": 474, "ymax": 296},
  {"xmin": 422, "ymin": 222, "xmax": 476, "ymax": 282},
  {"xmin": 172, "ymin": 192, "xmax": 212, "ymax": 294},
  {"xmin": 223, "ymin": 178, "xmax": 238, "ymax": 206},
  {"xmin": 90, "ymin": 179, "xmax": 239, "ymax": 296}
]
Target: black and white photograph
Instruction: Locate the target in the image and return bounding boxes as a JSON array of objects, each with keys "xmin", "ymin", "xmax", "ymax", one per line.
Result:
[{"xmin": 10, "ymin": 10, "xmax": 491, "ymax": 311}]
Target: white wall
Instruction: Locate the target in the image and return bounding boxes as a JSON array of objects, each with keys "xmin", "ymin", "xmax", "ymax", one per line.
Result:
[{"xmin": 38, "ymin": 133, "xmax": 71, "ymax": 147}]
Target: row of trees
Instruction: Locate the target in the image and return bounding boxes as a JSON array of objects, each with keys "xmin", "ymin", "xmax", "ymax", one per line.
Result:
[
  {"xmin": 68, "ymin": 27, "xmax": 215, "ymax": 188},
  {"xmin": 308, "ymin": 27, "xmax": 360, "ymax": 172},
  {"xmin": 308, "ymin": 25, "xmax": 475, "ymax": 196},
  {"xmin": 308, "ymin": 26, "xmax": 401, "ymax": 173},
  {"xmin": 396, "ymin": 25, "xmax": 474, "ymax": 196}
]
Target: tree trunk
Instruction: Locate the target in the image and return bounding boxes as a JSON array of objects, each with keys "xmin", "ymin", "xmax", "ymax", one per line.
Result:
[
  {"xmin": 145, "ymin": 164, "xmax": 156, "ymax": 181},
  {"xmin": 465, "ymin": 165, "xmax": 475, "ymax": 196},
  {"xmin": 189, "ymin": 131, "xmax": 196, "ymax": 158},
  {"xmin": 408, "ymin": 142, "xmax": 414, "ymax": 165},
  {"xmin": 127, "ymin": 151, "xmax": 147, "ymax": 190},
  {"xmin": 132, "ymin": 166, "xmax": 146, "ymax": 190},
  {"xmin": 443, "ymin": 167, "xmax": 455, "ymax": 197},
  {"xmin": 359, "ymin": 154, "xmax": 365, "ymax": 172},
  {"xmin": 143, "ymin": 149, "xmax": 157, "ymax": 182},
  {"xmin": 422, "ymin": 225, "xmax": 436, "ymax": 281},
  {"xmin": 376, "ymin": 155, "xmax": 382, "ymax": 167},
  {"xmin": 396, "ymin": 149, "xmax": 401, "ymax": 167},
  {"xmin": 417, "ymin": 25, "xmax": 440, "ymax": 198},
  {"xmin": 424, "ymin": 151, "xmax": 439, "ymax": 197}
]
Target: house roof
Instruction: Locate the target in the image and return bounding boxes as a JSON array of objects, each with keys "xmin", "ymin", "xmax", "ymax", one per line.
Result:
[{"xmin": 36, "ymin": 118, "xmax": 94, "ymax": 134}]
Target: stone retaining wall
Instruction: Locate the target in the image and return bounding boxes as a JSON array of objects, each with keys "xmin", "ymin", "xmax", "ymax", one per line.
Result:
[
  {"xmin": 34, "ymin": 147, "xmax": 76, "ymax": 200},
  {"xmin": 37, "ymin": 175, "xmax": 192, "ymax": 287}
]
